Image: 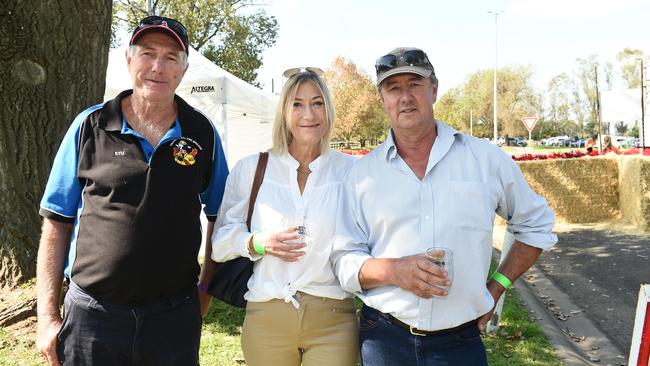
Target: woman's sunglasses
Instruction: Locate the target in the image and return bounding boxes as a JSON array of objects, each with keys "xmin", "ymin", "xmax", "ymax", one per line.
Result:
[{"xmin": 282, "ymin": 67, "xmax": 324, "ymax": 78}]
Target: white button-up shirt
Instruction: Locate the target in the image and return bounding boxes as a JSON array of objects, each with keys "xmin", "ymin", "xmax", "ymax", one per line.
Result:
[
  {"xmin": 212, "ymin": 149, "xmax": 355, "ymax": 307},
  {"xmin": 331, "ymin": 121, "xmax": 557, "ymax": 331}
]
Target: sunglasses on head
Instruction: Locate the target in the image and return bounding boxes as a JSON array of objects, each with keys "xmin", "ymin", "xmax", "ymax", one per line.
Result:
[
  {"xmin": 136, "ymin": 16, "xmax": 188, "ymax": 38},
  {"xmin": 375, "ymin": 50, "xmax": 432, "ymax": 74},
  {"xmin": 282, "ymin": 67, "xmax": 324, "ymax": 78}
]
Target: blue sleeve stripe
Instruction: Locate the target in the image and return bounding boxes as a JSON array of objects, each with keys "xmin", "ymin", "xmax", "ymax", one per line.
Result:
[
  {"xmin": 40, "ymin": 104, "xmax": 102, "ymax": 218},
  {"xmin": 195, "ymin": 108, "xmax": 229, "ymax": 217},
  {"xmin": 39, "ymin": 206, "xmax": 76, "ymax": 218}
]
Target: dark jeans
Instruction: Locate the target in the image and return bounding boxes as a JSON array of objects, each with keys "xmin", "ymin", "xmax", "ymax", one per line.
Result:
[
  {"xmin": 359, "ymin": 305, "xmax": 488, "ymax": 366},
  {"xmin": 57, "ymin": 281, "xmax": 202, "ymax": 366}
]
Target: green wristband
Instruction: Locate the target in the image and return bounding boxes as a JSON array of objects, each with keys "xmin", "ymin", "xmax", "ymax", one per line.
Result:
[
  {"xmin": 491, "ymin": 271, "xmax": 513, "ymax": 289},
  {"xmin": 252, "ymin": 233, "xmax": 265, "ymax": 255}
]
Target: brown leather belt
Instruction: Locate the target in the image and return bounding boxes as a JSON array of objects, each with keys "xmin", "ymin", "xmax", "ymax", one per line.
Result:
[{"xmin": 370, "ymin": 306, "xmax": 478, "ymax": 336}]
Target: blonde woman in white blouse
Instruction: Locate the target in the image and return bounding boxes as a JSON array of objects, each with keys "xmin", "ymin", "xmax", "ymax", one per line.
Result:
[{"xmin": 211, "ymin": 68, "xmax": 358, "ymax": 366}]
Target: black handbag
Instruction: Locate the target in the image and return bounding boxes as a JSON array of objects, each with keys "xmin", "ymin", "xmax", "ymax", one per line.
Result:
[{"xmin": 207, "ymin": 152, "xmax": 269, "ymax": 308}]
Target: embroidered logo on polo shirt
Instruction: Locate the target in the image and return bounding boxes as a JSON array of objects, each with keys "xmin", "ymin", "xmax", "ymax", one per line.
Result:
[{"xmin": 171, "ymin": 138, "xmax": 202, "ymax": 166}]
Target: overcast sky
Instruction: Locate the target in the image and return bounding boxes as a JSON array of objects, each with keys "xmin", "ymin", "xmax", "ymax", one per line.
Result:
[{"xmin": 254, "ymin": 0, "xmax": 650, "ymax": 97}]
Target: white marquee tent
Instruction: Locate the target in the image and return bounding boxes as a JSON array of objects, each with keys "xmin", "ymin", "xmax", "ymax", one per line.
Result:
[{"xmin": 104, "ymin": 48, "xmax": 278, "ymax": 167}]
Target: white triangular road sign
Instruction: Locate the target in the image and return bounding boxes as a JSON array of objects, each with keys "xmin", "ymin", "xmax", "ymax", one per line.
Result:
[{"xmin": 521, "ymin": 116, "xmax": 539, "ymax": 132}]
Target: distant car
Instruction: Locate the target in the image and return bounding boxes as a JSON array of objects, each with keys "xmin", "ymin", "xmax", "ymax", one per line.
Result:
[
  {"xmin": 614, "ymin": 136, "xmax": 635, "ymax": 148},
  {"xmin": 506, "ymin": 137, "xmax": 528, "ymax": 147},
  {"xmin": 550, "ymin": 135, "xmax": 570, "ymax": 147},
  {"xmin": 569, "ymin": 137, "xmax": 585, "ymax": 148}
]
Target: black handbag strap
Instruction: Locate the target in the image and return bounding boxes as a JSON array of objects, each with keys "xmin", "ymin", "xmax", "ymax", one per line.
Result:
[{"xmin": 246, "ymin": 152, "xmax": 269, "ymax": 230}]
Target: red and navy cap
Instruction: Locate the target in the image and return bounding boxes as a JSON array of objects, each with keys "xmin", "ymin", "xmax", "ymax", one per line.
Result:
[{"xmin": 129, "ymin": 16, "xmax": 189, "ymax": 55}]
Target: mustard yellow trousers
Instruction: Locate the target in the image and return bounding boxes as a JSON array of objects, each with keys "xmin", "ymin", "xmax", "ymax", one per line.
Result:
[{"xmin": 241, "ymin": 292, "xmax": 359, "ymax": 366}]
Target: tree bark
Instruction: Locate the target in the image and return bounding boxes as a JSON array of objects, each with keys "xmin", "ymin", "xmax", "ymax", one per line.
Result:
[{"xmin": 0, "ymin": 1, "xmax": 112, "ymax": 288}]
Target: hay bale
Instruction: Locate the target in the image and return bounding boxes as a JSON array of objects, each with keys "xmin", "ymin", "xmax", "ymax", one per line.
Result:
[
  {"xmin": 516, "ymin": 157, "xmax": 619, "ymax": 224},
  {"xmin": 618, "ymin": 156, "xmax": 650, "ymax": 231}
]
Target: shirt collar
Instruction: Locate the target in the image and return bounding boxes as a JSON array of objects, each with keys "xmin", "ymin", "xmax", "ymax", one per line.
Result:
[
  {"xmin": 380, "ymin": 120, "xmax": 465, "ymax": 163},
  {"xmin": 99, "ymin": 90, "xmax": 192, "ymax": 135},
  {"xmin": 278, "ymin": 149, "xmax": 331, "ymax": 171},
  {"xmin": 120, "ymin": 116, "xmax": 182, "ymax": 141},
  {"xmin": 99, "ymin": 90, "xmax": 133, "ymax": 132},
  {"xmin": 381, "ymin": 130, "xmax": 398, "ymax": 162},
  {"xmin": 425, "ymin": 121, "xmax": 466, "ymax": 173}
]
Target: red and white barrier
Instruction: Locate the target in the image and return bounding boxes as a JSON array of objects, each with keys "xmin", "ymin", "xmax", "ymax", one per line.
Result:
[{"xmin": 629, "ymin": 284, "xmax": 650, "ymax": 366}]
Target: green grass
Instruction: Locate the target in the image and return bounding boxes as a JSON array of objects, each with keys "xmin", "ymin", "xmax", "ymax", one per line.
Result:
[
  {"xmin": 483, "ymin": 291, "xmax": 563, "ymax": 366},
  {"xmin": 501, "ymin": 145, "xmax": 579, "ymax": 155},
  {"xmin": 0, "ymin": 322, "xmax": 42, "ymax": 366},
  {"xmin": 483, "ymin": 258, "xmax": 562, "ymax": 366},
  {"xmin": 199, "ymin": 300, "xmax": 246, "ymax": 365}
]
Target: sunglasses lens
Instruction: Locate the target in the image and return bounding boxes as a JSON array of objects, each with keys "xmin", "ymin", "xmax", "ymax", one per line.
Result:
[
  {"xmin": 306, "ymin": 67, "xmax": 324, "ymax": 75},
  {"xmin": 375, "ymin": 55, "xmax": 397, "ymax": 73},
  {"xmin": 402, "ymin": 50, "xmax": 426, "ymax": 66},
  {"xmin": 283, "ymin": 67, "xmax": 323, "ymax": 78},
  {"xmin": 283, "ymin": 68, "xmax": 299, "ymax": 78}
]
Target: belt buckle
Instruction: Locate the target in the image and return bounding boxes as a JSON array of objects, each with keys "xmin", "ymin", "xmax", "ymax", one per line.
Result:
[{"xmin": 409, "ymin": 326, "xmax": 428, "ymax": 336}]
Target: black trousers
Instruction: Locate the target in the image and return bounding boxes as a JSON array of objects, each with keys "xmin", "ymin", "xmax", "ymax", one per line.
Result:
[{"xmin": 57, "ymin": 281, "xmax": 202, "ymax": 366}]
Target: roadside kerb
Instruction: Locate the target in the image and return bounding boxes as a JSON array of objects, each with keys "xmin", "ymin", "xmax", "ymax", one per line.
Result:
[{"xmin": 516, "ymin": 263, "xmax": 627, "ymax": 365}]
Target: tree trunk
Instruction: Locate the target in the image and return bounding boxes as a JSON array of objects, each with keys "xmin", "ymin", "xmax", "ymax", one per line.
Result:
[{"xmin": 0, "ymin": 1, "xmax": 112, "ymax": 288}]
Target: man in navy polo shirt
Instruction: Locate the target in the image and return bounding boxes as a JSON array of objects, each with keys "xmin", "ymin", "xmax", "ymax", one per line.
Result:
[{"xmin": 35, "ymin": 16, "xmax": 228, "ymax": 366}]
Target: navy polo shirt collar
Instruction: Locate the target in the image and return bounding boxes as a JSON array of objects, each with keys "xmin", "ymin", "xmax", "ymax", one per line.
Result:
[{"xmin": 98, "ymin": 90, "xmax": 195, "ymax": 133}]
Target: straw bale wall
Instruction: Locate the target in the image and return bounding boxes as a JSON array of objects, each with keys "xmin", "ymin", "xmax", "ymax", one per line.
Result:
[
  {"xmin": 508, "ymin": 155, "xmax": 650, "ymax": 230},
  {"xmin": 517, "ymin": 157, "xmax": 620, "ymax": 223},
  {"xmin": 617, "ymin": 156, "xmax": 650, "ymax": 231}
]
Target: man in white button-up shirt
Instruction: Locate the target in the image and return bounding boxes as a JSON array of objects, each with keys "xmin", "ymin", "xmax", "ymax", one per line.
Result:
[{"xmin": 331, "ymin": 47, "xmax": 557, "ymax": 365}]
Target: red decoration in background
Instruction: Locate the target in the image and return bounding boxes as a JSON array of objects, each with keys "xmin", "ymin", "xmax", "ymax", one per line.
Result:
[
  {"xmin": 339, "ymin": 149, "xmax": 370, "ymax": 156},
  {"xmin": 339, "ymin": 147, "xmax": 650, "ymax": 160},
  {"xmin": 512, "ymin": 148, "xmax": 643, "ymax": 161}
]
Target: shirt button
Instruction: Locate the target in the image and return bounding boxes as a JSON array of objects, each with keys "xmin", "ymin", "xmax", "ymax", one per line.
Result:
[{"xmin": 425, "ymin": 215, "xmax": 430, "ymax": 220}]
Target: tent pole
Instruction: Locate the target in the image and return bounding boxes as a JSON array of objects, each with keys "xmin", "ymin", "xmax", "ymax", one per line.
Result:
[{"xmin": 222, "ymin": 81, "xmax": 228, "ymax": 160}]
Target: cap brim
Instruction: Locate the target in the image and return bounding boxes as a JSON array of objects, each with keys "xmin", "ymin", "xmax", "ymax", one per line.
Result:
[
  {"xmin": 377, "ymin": 66, "xmax": 432, "ymax": 86},
  {"xmin": 130, "ymin": 25, "xmax": 186, "ymax": 52}
]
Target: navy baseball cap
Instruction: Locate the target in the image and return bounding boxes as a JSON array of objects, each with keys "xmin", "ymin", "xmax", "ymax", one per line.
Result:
[{"xmin": 130, "ymin": 16, "xmax": 189, "ymax": 55}]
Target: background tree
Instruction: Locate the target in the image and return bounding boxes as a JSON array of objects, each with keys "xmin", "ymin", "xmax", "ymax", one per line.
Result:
[
  {"xmin": 573, "ymin": 55, "xmax": 601, "ymax": 136},
  {"xmin": 324, "ymin": 57, "xmax": 388, "ymax": 147},
  {"xmin": 436, "ymin": 66, "xmax": 540, "ymax": 138},
  {"xmin": 544, "ymin": 73, "xmax": 583, "ymax": 135},
  {"xmin": 603, "ymin": 62, "xmax": 614, "ymax": 90},
  {"xmin": 1, "ymin": 1, "xmax": 113, "ymax": 288},
  {"xmin": 615, "ymin": 121, "xmax": 629, "ymax": 135},
  {"xmin": 435, "ymin": 87, "xmax": 466, "ymax": 131},
  {"xmin": 617, "ymin": 48, "xmax": 644, "ymax": 88},
  {"xmin": 112, "ymin": 0, "xmax": 278, "ymax": 86}
]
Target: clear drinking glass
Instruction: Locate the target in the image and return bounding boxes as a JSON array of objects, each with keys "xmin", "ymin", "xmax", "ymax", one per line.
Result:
[
  {"xmin": 281, "ymin": 215, "xmax": 308, "ymax": 246},
  {"xmin": 425, "ymin": 247, "xmax": 454, "ymax": 289}
]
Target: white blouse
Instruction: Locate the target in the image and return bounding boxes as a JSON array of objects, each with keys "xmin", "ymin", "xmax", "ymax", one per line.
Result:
[{"xmin": 212, "ymin": 149, "xmax": 355, "ymax": 307}]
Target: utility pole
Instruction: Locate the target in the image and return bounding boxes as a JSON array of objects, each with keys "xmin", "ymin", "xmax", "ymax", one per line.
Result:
[
  {"xmin": 488, "ymin": 10, "xmax": 504, "ymax": 144},
  {"xmin": 470, "ymin": 110, "xmax": 474, "ymax": 136},
  {"xmin": 595, "ymin": 66, "xmax": 603, "ymax": 153},
  {"xmin": 641, "ymin": 58, "xmax": 646, "ymax": 152}
]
